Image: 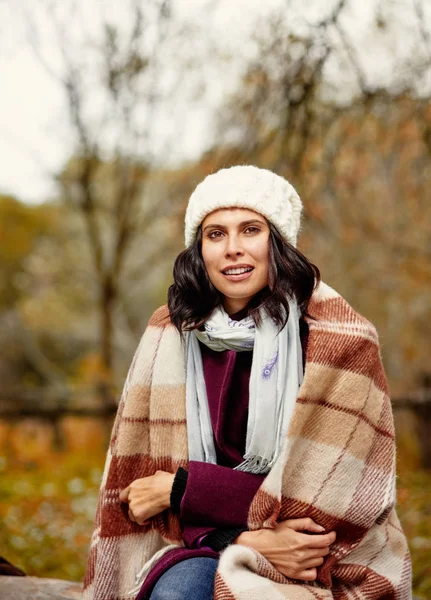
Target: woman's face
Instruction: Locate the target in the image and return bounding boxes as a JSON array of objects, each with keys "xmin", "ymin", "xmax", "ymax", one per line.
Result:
[{"xmin": 201, "ymin": 208, "xmax": 270, "ymax": 315}]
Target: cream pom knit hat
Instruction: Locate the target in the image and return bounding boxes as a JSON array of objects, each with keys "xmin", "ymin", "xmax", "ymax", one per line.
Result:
[{"xmin": 184, "ymin": 165, "xmax": 303, "ymax": 247}]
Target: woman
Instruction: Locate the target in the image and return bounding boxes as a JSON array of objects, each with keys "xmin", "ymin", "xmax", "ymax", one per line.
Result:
[{"xmin": 83, "ymin": 166, "xmax": 411, "ymax": 600}]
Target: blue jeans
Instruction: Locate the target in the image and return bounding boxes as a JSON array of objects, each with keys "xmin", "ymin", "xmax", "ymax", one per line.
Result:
[{"xmin": 149, "ymin": 557, "xmax": 218, "ymax": 600}]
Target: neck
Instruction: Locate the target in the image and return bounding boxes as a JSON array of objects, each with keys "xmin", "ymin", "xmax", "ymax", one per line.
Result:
[{"xmin": 223, "ymin": 297, "xmax": 251, "ymax": 316}]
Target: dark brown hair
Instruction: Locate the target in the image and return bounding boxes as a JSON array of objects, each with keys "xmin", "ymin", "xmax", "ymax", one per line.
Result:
[{"xmin": 168, "ymin": 223, "xmax": 320, "ymax": 334}]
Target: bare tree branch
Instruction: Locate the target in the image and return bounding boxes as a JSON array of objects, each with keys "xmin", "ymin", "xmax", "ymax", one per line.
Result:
[
  {"xmin": 316, "ymin": 0, "xmax": 348, "ymax": 28},
  {"xmin": 19, "ymin": 0, "xmax": 186, "ymax": 404},
  {"xmin": 333, "ymin": 20, "xmax": 370, "ymax": 94},
  {"xmin": 414, "ymin": 0, "xmax": 431, "ymax": 60}
]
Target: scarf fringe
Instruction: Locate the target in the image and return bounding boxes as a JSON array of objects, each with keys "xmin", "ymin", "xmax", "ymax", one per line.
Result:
[{"xmin": 234, "ymin": 454, "xmax": 274, "ymax": 475}]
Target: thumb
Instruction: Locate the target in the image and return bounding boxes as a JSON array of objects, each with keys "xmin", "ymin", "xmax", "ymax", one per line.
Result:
[
  {"xmin": 282, "ymin": 518, "xmax": 325, "ymax": 533},
  {"xmin": 119, "ymin": 486, "xmax": 130, "ymax": 503}
]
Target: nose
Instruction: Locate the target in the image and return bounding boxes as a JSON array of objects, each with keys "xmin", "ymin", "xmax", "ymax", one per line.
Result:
[{"xmin": 224, "ymin": 234, "xmax": 244, "ymax": 258}]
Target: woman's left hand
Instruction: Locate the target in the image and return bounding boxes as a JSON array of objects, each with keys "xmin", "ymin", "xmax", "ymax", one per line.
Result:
[{"xmin": 119, "ymin": 470, "xmax": 175, "ymax": 525}]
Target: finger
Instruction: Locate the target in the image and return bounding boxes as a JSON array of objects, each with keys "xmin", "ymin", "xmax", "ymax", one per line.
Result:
[
  {"xmin": 295, "ymin": 567, "xmax": 317, "ymax": 581},
  {"xmin": 305, "ymin": 546, "xmax": 330, "ymax": 560},
  {"xmin": 282, "ymin": 518, "xmax": 325, "ymax": 533},
  {"xmin": 128, "ymin": 508, "xmax": 136, "ymax": 522},
  {"xmin": 119, "ymin": 487, "xmax": 130, "ymax": 503},
  {"xmin": 131, "ymin": 508, "xmax": 151, "ymax": 525},
  {"xmin": 299, "ymin": 556, "xmax": 325, "ymax": 569},
  {"xmin": 297, "ymin": 546, "xmax": 330, "ymax": 561},
  {"xmin": 298, "ymin": 531, "xmax": 336, "ymax": 548}
]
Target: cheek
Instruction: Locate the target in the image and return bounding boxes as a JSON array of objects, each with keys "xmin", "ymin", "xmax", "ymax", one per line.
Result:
[
  {"xmin": 251, "ymin": 239, "xmax": 270, "ymax": 263},
  {"xmin": 201, "ymin": 244, "xmax": 219, "ymax": 276},
  {"xmin": 253, "ymin": 241, "xmax": 270, "ymax": 281}
]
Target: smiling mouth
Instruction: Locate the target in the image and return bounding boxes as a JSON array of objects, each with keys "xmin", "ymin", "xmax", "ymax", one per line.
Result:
[
  {"xmin": 221, "ymin": 267, "xmax": 254, "ymax": 282},
  {"xmin": 222, "ymin": 267, "xmax": 254, "ymax": 275}
]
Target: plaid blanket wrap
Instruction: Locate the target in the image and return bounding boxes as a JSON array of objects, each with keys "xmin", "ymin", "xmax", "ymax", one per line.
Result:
[{"xmin": 83, "ymin": 282, "xmax": 412, "ymax": 600}]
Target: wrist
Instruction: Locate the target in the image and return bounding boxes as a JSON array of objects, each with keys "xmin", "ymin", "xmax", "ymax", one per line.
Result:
[
  {"xmin": 234, "ymin": 530, "xmax": 253, "ymax": 545},
  {"xmin": 234, "ymin": 529, "xmax": 263, "ymax": 549},
  {"xmin": 165, "ymin": 474, "xmax": 175, "ymax": 509}
]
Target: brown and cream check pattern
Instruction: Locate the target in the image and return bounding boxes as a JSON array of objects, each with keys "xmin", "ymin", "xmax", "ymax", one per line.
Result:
[{"xmin": 83, "ymin": 282, "xmax": 411, "ymax": 600}]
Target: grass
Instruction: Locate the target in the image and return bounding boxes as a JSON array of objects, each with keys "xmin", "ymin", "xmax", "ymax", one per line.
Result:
[
  {"xmin": 0, "ymin": 417, "xmax": 107, "ymax": 582},
  {"xmin": 0, "ymin": 415, "xmax": 429, "ymax": 597}
]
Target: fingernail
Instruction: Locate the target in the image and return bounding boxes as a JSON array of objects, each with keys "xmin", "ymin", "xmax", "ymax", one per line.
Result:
[{"xmin": 317, "ymin": 525, "xmax": 325, "ymax": 532}]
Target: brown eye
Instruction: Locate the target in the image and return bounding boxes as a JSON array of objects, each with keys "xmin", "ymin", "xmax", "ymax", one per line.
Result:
[
  {"xmin": 244, "ymin": 226, "xmax": 260, "ymax": 234},
  {"xmin": 208, "ymin": 230, "xmax": 223, "ymax": 239}
]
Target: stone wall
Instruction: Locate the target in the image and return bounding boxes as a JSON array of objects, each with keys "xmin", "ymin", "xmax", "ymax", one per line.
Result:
[{"xmin": 0, "ymin": 576, "xmax": 82, "ymax": 599}]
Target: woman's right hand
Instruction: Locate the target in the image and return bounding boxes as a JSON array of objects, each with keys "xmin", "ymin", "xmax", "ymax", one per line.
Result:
[{"xmin": 234, "ymin": 517, "xmax": 336, "ymax": 582}]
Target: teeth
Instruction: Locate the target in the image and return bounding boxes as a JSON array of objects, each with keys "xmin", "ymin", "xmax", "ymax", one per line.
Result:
[{"xmin": 224, "ymin": 267, "xmax": 253, "ymax": 275}]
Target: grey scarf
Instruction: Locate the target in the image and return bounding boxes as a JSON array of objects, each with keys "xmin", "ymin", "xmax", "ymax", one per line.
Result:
[{"xmin": 185, "ymin": 299, "xmax": 303, "ymax": 475}]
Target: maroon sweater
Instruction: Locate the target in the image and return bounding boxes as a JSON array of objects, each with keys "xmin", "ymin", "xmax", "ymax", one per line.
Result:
[
  {"xmin": 137, "ymin": 320, "xmax": 309, "ymax": 599},
  {"xmin": 175, "ymin": 343, "xmax": 265, "ymax": 549}
]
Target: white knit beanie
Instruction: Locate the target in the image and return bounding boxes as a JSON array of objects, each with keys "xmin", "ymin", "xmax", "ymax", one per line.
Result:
[{"xmin": 184, "ymin": 165, "xmax": 302, "ymax": 247}]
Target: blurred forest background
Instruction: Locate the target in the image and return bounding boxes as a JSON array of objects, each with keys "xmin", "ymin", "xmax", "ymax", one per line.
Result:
[{"xmin": 0, "ymin": 0, "xmax": 430, "ymax": 597}]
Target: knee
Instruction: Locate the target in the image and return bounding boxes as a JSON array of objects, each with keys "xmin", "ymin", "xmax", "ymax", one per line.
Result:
[
  {"xmin": 150, "ymin": 587, "xmax": 181, "ymax": 600},
  {"xmin": 149, "ymin": 557, "xmax": 218, "ymax": 600},
  {"xmin": 150, "ymin": 580, "xmax": 203, "ymax": 600}
]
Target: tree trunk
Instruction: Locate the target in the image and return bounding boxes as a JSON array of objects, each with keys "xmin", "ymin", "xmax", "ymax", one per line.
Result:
[{"xmin": 98, "ymin": 278, "xmax": 117, "ymax": 409}]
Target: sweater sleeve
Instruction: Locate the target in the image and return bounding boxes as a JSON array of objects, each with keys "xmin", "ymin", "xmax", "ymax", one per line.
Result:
[
  {"xmin": 180, "ymin": 461, "xmax": 264, "ymax": 529},
  {"xmin": 203, "ymin": 527, "xmax": 248, "ymax": 551},
  {"xmin": 182, "ymin": 524, "xmax": 248, "ymax": 551},
  {"xmin": 170, "ymin": 465, "xmax": 259, "ymax": 550},
  {"xmin": 170, "ymin": 467, "xmax": 188, "ymax": 514}
]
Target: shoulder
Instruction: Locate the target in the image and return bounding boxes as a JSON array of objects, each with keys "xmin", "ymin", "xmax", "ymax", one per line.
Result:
[
  {"xmin": 305, "ymin": 282, "xmax": 388, "ymax": 395},
  {"xmin": 131, "ymin": 305, "xmax": 181, "ymax": 366},
  {"xmin": 147, "ymin": 305, "xmax": 174, "ymax": 328},
  {"xmin": 134, "ymin": 305, "xmax": 177, "ymax": 352},
  {"xmin": 307, "ymin": 281, "xmax": 378, "ymax": 342}
]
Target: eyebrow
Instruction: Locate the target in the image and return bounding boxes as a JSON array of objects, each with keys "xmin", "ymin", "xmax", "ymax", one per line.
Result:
[{"xmin": 202, "ymin": 219, "xmax": 266, "ymax": 232}]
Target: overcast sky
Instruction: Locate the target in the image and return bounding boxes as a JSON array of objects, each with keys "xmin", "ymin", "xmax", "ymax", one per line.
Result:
[{"xmin": 0, "ymin": 0, "xmax": 429, "ymax": 203}]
